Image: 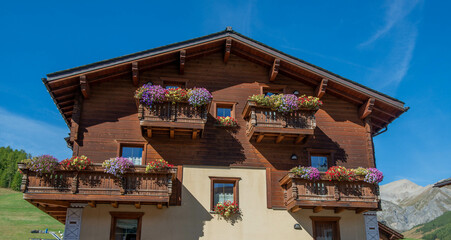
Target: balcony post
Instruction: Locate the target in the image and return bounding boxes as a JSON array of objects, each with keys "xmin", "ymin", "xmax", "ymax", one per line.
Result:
[
  {"xmin": 20, "ymin": 168, "xmax": 29, "ymax": 193},
  {"xmin": 71, "ymin": 172, "xmax": 79, "ymax": 194},
  {"xmin": 250, "ymin": 107, "xmax": 257, "ymax": 126},
  {"xmin": 334, "ymin": 183, "xmax": 340, "ymax": 200}
]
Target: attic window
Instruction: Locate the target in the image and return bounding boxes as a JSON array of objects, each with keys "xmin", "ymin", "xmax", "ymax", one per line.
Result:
[
  {"xmin": 161, "ymin": 77, "xmax": 188, "ymax": 89},
  {"xmin": 260, "ymin": 84, "xmax": 286, "ymax": 96}
]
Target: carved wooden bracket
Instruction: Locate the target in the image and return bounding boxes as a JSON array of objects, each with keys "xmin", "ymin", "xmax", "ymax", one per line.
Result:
[
  {"xmin": 180, "ymin": 50, "xmax": 186, "ymax": 74},
  {"xmin": 224, "ymin": 38, "xmax": 232, "ymax": 63},
  {"xmin": 359, "ymin": 98, "xmax": 375, "ymax": 119},
  {"xmin": 315, "ymin": 78, "xmax": 328, "ymax": 98},
  {"xmin": 132, "ymin": 62, "xmax": 139, "ymax": 86},
  {"xmin": 80, "ymin": 75, "xmax": 89, "ymax": 98},
  {"xmin": 269, "ymin": 59, "xmax": 280, "ymax": 81},
  {"xmin": 70, "ymin": 92, "xmax": 82, "ymax": 142}
]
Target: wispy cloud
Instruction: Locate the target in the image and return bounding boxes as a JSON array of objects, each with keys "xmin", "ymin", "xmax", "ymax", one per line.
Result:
[
  {"xmin": 359, "ymin": 0, "xmax": 420, "ymax": 48},
  {"xmin": 0, "ymin": 107, "xmax": 71, "ymax": 160},
  {"xmin": 360, "ymin": 0, "xmax": 422, "ymax": 91}
]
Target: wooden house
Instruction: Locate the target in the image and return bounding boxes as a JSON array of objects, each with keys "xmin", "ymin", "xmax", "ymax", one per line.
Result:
[{"xmin": 20, "ymin": 27, "xmax": 407, "ymax": 240}]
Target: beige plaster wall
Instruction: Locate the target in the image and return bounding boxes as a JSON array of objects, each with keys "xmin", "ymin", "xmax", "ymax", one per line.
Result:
[{"xmin": 79, "ymin": 166, "xmax": 366, "ymax": 240}]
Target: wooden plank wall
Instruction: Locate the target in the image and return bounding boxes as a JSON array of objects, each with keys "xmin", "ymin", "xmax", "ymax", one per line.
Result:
[{"xmin": 77, "ymin": 52, "xmax": 374, "ymax": 208}]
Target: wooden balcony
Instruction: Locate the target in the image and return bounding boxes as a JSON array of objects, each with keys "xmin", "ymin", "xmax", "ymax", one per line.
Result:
[
  {"xmin": 279, "ymin": 173, "xmax": 379, "ymax": 213},
  {"xmin": 138, "ymin": 102, "xmax": 209, "ymax": 139},
  {"xmin": 242, "ymin": 101, "xmax": 316, "ymax": 144},
  {"xmin": 19, "ymin": 163, "xmax": 176, "ymax": 223}
]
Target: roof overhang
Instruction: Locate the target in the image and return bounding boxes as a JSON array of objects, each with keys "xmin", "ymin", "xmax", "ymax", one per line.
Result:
[{"xmin": 44, "ymin": 27, "xmax": 407, "ymax": 134}]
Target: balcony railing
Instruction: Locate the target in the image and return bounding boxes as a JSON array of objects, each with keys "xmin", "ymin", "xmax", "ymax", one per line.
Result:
[
  {"xmin": 138, "ymin": 102, "xmax": 209, "ymax": 139},
  {"xmin": 279, "ymin": 173, "xmax": 379, "ymax": 212},
  {"xmin": 242, "ymin": 101, "xmax": 316, "ymax": 144},
  {"xmin": 19, "ymin": 163, "xmax": 176, "ymax": 204}
]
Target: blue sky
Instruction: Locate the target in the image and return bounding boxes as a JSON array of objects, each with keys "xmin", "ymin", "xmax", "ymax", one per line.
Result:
[{"xmin": 0, "ymin": 0, "xmax": 450, "ymax": 186}]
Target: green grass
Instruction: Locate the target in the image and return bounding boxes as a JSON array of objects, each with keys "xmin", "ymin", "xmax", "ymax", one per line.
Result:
[{"xmin": 0, "ymin": 188, "xmax": 64, "ymax": 239}]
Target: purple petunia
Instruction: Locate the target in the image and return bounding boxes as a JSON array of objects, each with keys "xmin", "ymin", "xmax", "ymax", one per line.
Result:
[
  {"xmin": 364, "ymin": 168, "xmax": 384, "ymax": 184},
  {"xmin": 188, "ymin": 88, "xmax": 213, "ymax": 107},
  {"xmin": 102, "ymin": 157, "xmax": 134, "ymax": 177}
]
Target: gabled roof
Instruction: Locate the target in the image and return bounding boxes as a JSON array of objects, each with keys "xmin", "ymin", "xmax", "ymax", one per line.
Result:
[
  {"xmin": 433, "ymin": 178, "xmax": 451, "ymax": 188},
  {"xmin": 378, "ymin": 221, "xmax": 404, "ymax": 240},
  {"xmin": 43, "ymin": 27, "xmax": 407, "ymax": 133}
]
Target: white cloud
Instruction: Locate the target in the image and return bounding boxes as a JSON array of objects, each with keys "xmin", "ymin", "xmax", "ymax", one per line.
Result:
[
  {"xmin": 0, "ymin": 107, "xmax": 71, "ymax": 160},
  {"xmin": 359, "ymin": 0, "xmax": 420, "ymax": 47}
]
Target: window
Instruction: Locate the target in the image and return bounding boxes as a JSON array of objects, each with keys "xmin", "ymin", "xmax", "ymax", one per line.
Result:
[
  {"xmin": 110, "ymin": 212, "xmax": 144, "ymax": 240},
  {"xmin": 260, "ymin": 84, "xmax": 286, "ymax": 96},
  {"xmin": 311, "ymin": 217, "xmax": 341, "ymax": 240},
  {"xmin": 120, "ymin": 146, "xmax": 143, "ymax": 165},
  {"xmin": 213, "ymin": 102, "xmax": 236, "ymax": 118},
  {"xmin": 161, "ymin": 77, "xmax": 187, "ymax": 89},
  {"xmin": 210, "ymin": 177, "xmax": 240, "ymax": 210},
  {"xmin": 311, "ymin": 155, "xmax": 328, "ymax": 172}
]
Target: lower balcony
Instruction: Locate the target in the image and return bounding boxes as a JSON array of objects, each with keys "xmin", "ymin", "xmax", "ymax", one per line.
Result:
[
  {"xmin": 279, "ymin": 173, "xmax": 379, "ymax": 213},
  {"xmin": 138, "ymin": 102, "xmax": 209, "ymax": 139},
  {"xmin": 19, "ymin": 164, "xmax": 176, "ymax": 223}
]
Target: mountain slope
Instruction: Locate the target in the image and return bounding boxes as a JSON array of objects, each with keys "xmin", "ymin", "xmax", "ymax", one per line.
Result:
[
  {"xmin": 403, "ymin": 211, "xmax": 451, "ymax": 240},
  {"xmin": 378, "ymin": 179, "xmax": 451, "ymax": 232}
]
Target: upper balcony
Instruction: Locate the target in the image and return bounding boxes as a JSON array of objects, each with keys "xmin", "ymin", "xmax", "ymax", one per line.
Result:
[
  {"xmin": 242, "ymin": 100, "xmax": 316, "ymax": 144},
  {"xmin": 279, "ymin": 173, "xmax": 379, "ymax": 213},
  {"xmin": 138, "ymin": 102, "xmax": 209, "ymax": 139},
  {"xmin": 19, "ymin": 163, "xmax": 177, "ymax": 222}
]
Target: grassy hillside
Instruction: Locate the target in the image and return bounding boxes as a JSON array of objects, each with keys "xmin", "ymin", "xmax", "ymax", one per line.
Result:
[
  {"xmin": 403, "ymin": 211, "xmax": 451, "ymax": 240},
  {"xmin": 0, "ymin": 188, "xmax": 64, "ymax": 239}
]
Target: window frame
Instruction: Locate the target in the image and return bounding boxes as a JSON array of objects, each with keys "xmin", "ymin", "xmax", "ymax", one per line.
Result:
[
  {"xmin": 110, "ymin": 212, "xmax": 144, "ymax": 240},
  {"xmin": 116, "ymin": 141, "xmax": 147, "ymax": 165},
  {"xmin": 259, "ymin": 83, "xmax": 286, "ymax": 96},
  {"xmin": 310, "ymin": 216, "xmax": 341, "ymax": 240},
  {"xmin": 307, "ymin": 148, "xmax": 335, "ymax": 172},
  {"xmin": 209, "ymin": 176, "xmax": 241, "ymax": 211},
  {"xmin": 212, "ymin": 101, "xmax": 237, "ymax": 119},
  {"xmin": 161, "ymin": 77, "xmax": 188, "ymax": 89}
]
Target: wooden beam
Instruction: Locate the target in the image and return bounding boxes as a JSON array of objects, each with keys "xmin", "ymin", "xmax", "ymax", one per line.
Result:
[
  {"xmin": 359, "ymin": 98, "xmax": 375, "ymax": 119},
  {"xmin": 224, "ymin": 38, "xmax": 232, "ymax": 63},
  {"xmin": 313, "ymin": 206, "xmax": 323, "ymax": 213},
  {"xmin": 334, "ymin": 208, "xmax": 345, "ymax": 214},
  {"xmin": 134, "ymin": 202, "xmax": 141, "ymax": 209},
  {"xmin": 294, "ymin": 135, "xmax": 305, "ymax": 144},
  {"xmin": 80, "ymin": 75, "xmax": 89, "ymax": 98},
  {"xmin": 315, "ymin": 78, "xmax": 328, "ymax": 98},
  {"xmin": 269, "ymin": 59, "xmax": 280, "ymax": 81},
  {"xmin": 147, "ymin": 129, "xmax": 152, "ymax": 138},
  {"xmin": 111, "ymin": 202, "xmax": 118, "ymax": 208},
  {"xmin": 291, "ymin": 206, "xmax": 302, "ymax": 213},
  {"xmin": 157, "ymin": 203, "xmax": 163, "ymax": 209},
  {"xmin": 132, "ymin": 62, "xmax": 139, "ymax": 86},
  {"xmin": 170, "ymin": 129, "xmax": 175, "ymax": 139},
  {"xmin": 356, "ymin": 208, "xmax": 368, "ymax": 214},
  {"xmin": 179, "ymin": 50, "xmax": 186, "ymax": 74},
  {"xmin": 275, "ymin": 134, "xmax": 284, "ymax": 143},
  {"xmin": 192, "ymin": 130, "xmax": 198, "ymax": 140},
  {"xmin": 256, "ymin": 134, "xmax": 265, "ymax": 143},
  {"xmin": 88, "ymin": 201, "xmax": 96, "ymax": 208}
]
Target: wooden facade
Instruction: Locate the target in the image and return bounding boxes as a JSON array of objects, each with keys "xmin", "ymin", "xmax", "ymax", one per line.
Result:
[{"xmin": 27, "ymin": 29, "xmax": 406, "ymax": 228}]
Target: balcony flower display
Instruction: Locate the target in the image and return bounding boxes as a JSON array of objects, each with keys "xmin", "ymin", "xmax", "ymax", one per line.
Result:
[
  {"xmin": 135, "ymin": 84, "xmax": 212, "ymax": 107},
  {"xmin": 289, "ymin": 166, "xmax": 321, "ymax": 181},
  {"xmin": 135, "ymin": 83, "xmax": 166, "ymax": 106},
  {"xmin": 102, "ymin": 157, "xmax": 134, "ymax": 177},
  {"xmin": 187, "ymin": 87, "xmax": 213, "ymax": 107},
  {"xmin": 27, "ymin": 155, "xmax": 59, "ymax": 175},
  {"xmin": 60, "ymin": 155, "xmax": 92, "ymax": 171},
  {"xmin": 145, "ymin": 159, "xmax": 174, "ymax": 172},
  {"xmin": 248, "ymin": 93, "xmax": 322, "ymax": 113},
  {"xmin": 325, "ymin": 166, "xmax": 355, "ymax": 181},
  {"xmin": 353, "ymin": 167, "xmax": 369, "ymax": 176},
  {"xmin": 165, "ymin": 87, "xmax": 188, "ymax": 104},
  {"xmin": 215, "ymin": 116, "xmax": 238, "ymax": 127},
  {"xmin": 364, "ymin": 168, "xmax": 384, "ymax": 184},
  {"xmin": 214, "ymin": 201, "xmax": 240, "ymax": 218}
]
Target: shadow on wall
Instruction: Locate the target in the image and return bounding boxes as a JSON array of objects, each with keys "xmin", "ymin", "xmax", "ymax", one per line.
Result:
[
  {"xmin": 146, "ymin": 114, "xmax": 246, "ymax": 166},
  {"xmin": 288, "ymin": 211, "xmax": 314, "ymax": 238},
  {"xmin": 146, "ymin": 185, "xmax": 213, "ymax": 240},
  {"xmin": 250, "ymin": 127, "xmax": 348, "ymax": 171}
]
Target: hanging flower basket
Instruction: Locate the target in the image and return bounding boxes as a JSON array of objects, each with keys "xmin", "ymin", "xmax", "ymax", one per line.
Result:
[{"xmin": 214, "ymin": 201, "xmax": 240, "ymax": 218}]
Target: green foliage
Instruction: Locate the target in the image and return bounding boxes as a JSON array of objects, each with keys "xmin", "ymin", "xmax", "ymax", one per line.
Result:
[
  {"xmin": 0, "ymin": 146, "xmax": 30, "ymax": 190},
  {"xmin": 414, "ymin": 211, "xmax": 451, "ymax": 240}
]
